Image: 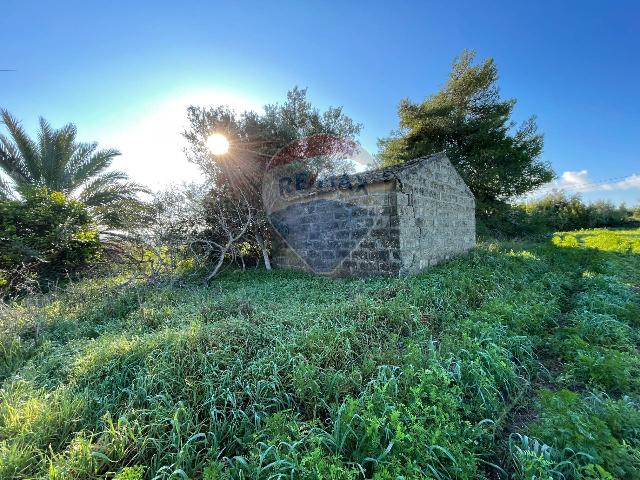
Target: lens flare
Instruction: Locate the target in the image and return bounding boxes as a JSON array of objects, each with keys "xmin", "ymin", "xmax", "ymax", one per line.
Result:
[{"xmin": 207, "ymin": 133, "xmax": 229, "ymax": 155}]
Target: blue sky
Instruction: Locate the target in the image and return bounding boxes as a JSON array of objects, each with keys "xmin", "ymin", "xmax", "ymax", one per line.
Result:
[{"xmin": 1, "ymin": 1, "xmax": 639, "ymax": 203}]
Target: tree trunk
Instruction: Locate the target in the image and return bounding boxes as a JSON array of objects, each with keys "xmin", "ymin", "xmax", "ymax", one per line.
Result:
[
  {"xmin": 255, "ymin": 233, "xmax": 272, "ymax": 271},
  {"xmin": 204, "ymin": 245, "xmax": 229, "ymax": 284}
]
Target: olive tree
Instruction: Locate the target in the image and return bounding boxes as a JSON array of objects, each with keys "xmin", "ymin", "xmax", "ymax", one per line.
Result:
[{"xmin": 182, "ymin": 87, "xmax": 362, "ymax": 272}]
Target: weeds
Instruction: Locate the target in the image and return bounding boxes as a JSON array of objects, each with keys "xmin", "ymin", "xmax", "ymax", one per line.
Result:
[{"xmin": 0, "ymin": 229, "xmax": 638, "ymax": 478}]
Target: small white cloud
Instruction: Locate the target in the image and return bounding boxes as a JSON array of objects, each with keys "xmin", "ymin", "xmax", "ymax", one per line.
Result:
[
  {"xmin": 601, "ymin": 174, "xmax": 640, "ymax": 191},
  {"xmin": 527, "ymin": 169, "xmax": 640, "ymax": 199},
  {"xmin": 559, "ymin": 170, "xmax": 590, "ymax": 187}
]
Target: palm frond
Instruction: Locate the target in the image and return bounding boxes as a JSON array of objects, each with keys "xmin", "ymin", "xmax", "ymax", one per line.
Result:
[
  {"xmin": 0, "ymin": 109, "xmax": 40, "ymax": 183},
  {"xmin": 0, "ymin": 173, "xmax": 14, "ymax": 199},
  {"xmin": 68, "ymin": 146, "xmax": 120, "ymax": 190},
  {"xmin": 38, "ymin": 118, "xmax": 78, "ymax": 191},
  {"xmin": 79, "ymin": 171, "xmax": 149, "ymax": 207},
  {"xmin": 37, "ymin": 116, "xmax": 55, "ymax": 186},
  {"xmin": 1, "ymin": 111, "xmax": 151, "ymax": 231},
  {"xmin": 79, "ymin": 171, "xmax": 151, "ymax": 230},
  {"xmin": 0, "ymin": 133, "xmax": 31, "ymax": 186},
  {"xmin": 63, "ymin": 141, "xmax": 97, "ymax": 188}
]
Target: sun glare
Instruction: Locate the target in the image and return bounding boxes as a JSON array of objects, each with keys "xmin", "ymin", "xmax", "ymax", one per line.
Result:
[{"xmin": 207, "ymin": 133, "xmax": 229, "ymax": 155}]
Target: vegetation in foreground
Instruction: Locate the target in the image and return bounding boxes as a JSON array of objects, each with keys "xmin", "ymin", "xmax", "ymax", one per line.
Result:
[{"xmin": 1, "ymin": 229, "xmax": 639, "ymax": 479}]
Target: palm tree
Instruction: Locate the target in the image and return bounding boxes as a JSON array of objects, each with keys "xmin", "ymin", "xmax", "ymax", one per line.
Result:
[{"xmin": 0, "ymin": 109, "xmax": 149, "ymax": 230}]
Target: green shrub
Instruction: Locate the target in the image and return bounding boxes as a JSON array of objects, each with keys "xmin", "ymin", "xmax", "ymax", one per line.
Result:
[
  {"xmin": 114, "ymin": 466, "xmax": 145, "ymax": 480},
  {"xmin": 573, "ymin": 312, "xmax": 633, "ymax": 350},
  {"xmin": 508, "ymin": 434, "xmax": 559, "ymax": 480},
  {"xmin": 569, "ymin": 344, "xmax": 640, "ymax": 394},
  {"xmin": 479, "ymin": 192, "xmax": 636, "ymax": 237},
  {"xmin": 528, "ymin": 389, "xmax": 640, "ymax": 479},
  {"xmin": 0, "ymin": 188, "xmax": 100, "ymax": 296}
]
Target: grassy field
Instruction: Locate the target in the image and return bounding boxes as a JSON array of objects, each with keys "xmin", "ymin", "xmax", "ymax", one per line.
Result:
[{"xmin": 1, "ymin": 229, "xmax": 639, "ymax": 479}]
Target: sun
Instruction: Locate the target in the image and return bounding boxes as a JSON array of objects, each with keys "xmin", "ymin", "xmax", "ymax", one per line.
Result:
[{"xmin": 207, "ymin": 133, "xmax": 229, "ymax": 155}]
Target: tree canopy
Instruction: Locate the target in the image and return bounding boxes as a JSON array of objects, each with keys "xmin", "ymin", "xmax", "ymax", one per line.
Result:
[
  {"xmin": 378, "ymin": 50, "xmax": 554, "ymax": 209},
  {"xmin": 181, "ymin": 87, "xmax": 363, "ymax": 273},
  {"xmin": 183, "ymin": 86, "xmax": 362, "ymax": 194},
  {"xmin": 0, "ymin": 110, "xmax": 149, "ymax": 230}
]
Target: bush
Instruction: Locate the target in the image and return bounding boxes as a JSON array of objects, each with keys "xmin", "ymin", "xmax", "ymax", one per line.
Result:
[
  {"xmin": 528, "ymin": 389, "xmax": 640, "ymax": 479},
  {"xmin": 0, "ymin": 188, "xmax": 100, "ymax": 296},
  {"xmin": 479, "ymin": 192, "xmax": 636, "ymax": 237}
]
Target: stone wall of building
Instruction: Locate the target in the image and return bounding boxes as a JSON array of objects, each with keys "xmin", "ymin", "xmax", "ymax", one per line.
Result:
[
  {"xmin": 270, "ymin": 181, "xmax": 402, "ymax": 275},
  {"xmin": 395, "ymin": 154, "xmax": 476, "ymax": 275},
  {"xmin": 269, "ymin": 153, "xmax": 475, "ymax": 277}
]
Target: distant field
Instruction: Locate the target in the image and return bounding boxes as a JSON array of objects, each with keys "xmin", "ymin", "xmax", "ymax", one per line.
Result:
[
  {"xmin": 1, "ymin": 229, "xmax": 639, "ymax": 479},
  {"xmin": 552, "ymin": 228, "xmax": 640, "ymax": 253}
]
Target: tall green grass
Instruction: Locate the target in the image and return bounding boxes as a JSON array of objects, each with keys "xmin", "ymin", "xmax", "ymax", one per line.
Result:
[{"xmin": 1, "ymin": 229, "xmax": 639, "ymax": 479}]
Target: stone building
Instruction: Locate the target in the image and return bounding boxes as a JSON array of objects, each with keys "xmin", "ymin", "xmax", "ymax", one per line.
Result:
[{"xmin": 268, "ymin": 152, "xmax": 475, "ymax": 276}]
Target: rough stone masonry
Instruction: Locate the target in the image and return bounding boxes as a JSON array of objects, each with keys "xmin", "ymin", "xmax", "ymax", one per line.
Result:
[{"xmin": 269, "ymin": 152, "xmax": 476, "ymax": 276}]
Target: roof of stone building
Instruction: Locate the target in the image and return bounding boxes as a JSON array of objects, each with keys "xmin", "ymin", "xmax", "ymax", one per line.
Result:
[{"xmin": 301, "ymin": 151, "xmax": 448, "ymax": 195}]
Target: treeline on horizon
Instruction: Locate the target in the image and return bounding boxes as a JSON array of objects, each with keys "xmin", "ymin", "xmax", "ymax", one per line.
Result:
[{"xmin": 482, "ymin": 192, "xmax": 640, "ymax": 238}]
